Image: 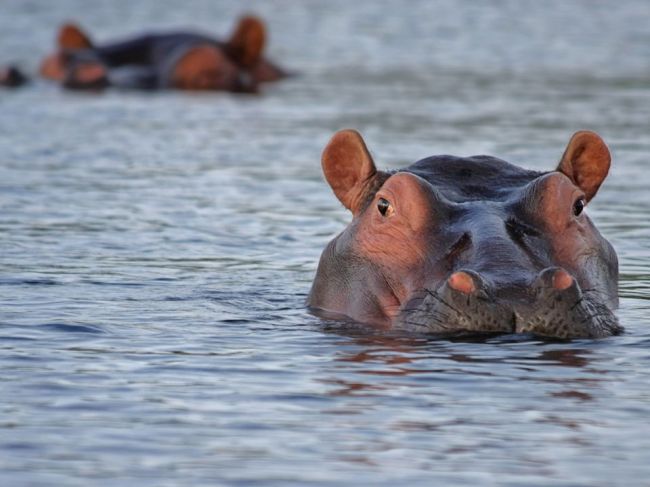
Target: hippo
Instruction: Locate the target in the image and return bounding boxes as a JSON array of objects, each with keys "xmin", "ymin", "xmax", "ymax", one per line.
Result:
[
  {"xmin": 36, "ymin": 15, "xmax": 288, "ymax": 92},
  {"xmin": 308, "ymin": 130, "xmax": 621, "ymax": 339}
]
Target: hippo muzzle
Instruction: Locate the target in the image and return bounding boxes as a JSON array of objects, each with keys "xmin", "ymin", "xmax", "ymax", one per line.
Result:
[
  {"xmin": 309, "ymin": 129, "xmax": 621, "ymax": 339},
  {"xmin": 399, "ymin": 267, "xmax": 620, "ymax": 338}
]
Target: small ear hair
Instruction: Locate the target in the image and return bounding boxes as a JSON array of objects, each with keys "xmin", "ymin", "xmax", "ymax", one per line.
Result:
[
  {"xmin": 322, "ymin": 129, "xmax": 378, "ymax": 214},
  {"xmin": 226, "ymin": 15, "xmax": 266, "ymax": 68},
  {"xmin": 58, "ymin": 23, "xmax": 93, "ymax": 50},
  {"xmin": 557, "ymin": 130, "xmax": 611, "ymax": 202}
]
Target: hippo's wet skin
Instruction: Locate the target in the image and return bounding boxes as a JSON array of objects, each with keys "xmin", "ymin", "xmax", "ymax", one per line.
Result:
[{"xmin": 308, "ymin": 130, "xmax": 621, "ymax": 339}]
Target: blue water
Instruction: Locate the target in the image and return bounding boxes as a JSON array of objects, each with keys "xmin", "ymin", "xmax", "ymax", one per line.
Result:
[{"xmin": 2, "ymin": 0, "xmax": 650, "ymax": 485}]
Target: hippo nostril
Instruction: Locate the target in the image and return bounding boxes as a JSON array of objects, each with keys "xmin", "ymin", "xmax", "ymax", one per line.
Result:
[
  {"xmin": 447, "ymin": 270, "xmax": 490, "ymax": 299},
  {"xmin": 533, "ymin": 267, "xmax": 575, "ymax": 291},
  {"xmin": 551, "ymin": 268, "xmax": 574, "ymax": 291},
  {"xmin": 448, "ymin": 271, "xmax": 476, "ymax": 294},
  {"xmin": 533, "ymin": 267, "xmax": 580, "ymax": 298}
]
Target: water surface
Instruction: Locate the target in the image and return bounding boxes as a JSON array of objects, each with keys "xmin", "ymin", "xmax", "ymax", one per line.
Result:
[{"xmin": 2, "ymin": 1, "xmax": 650, "ymax": 485}]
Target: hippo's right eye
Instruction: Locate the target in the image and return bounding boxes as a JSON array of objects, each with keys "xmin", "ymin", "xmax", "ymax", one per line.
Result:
[{"xmin": 377, "ymin": 198, "xmax": 394, "ymax": 217}]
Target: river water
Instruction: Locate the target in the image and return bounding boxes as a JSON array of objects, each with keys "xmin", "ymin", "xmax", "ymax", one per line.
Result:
[{"xmin": 2, "ymin": 1, "xmax": 650, "ymax": 485}]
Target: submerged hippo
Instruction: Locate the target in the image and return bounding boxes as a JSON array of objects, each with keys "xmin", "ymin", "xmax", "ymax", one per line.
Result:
[
  {"xmin": 309, "ymin": 130, "xmax": 621, "ymax": 339},
  {"xmin": 0, "ymin": 65, "xmax": 28, "ymax": 87},
  {"xmin": 36, "ymin": 15, "xmax": 287, "ymax": 92}
]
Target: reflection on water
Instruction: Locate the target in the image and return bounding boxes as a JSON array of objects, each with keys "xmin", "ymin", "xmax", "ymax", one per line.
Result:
[
  {"xmin": 2, "ymin": 0, "xmax": 650, "ymax": 485},
  {"xmin": 312, "ymin": 330, "xmax": 633, "ymax": 479}
]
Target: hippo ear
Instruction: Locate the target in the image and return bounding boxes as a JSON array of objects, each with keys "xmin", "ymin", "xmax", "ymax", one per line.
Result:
[
  {"xmin": 322, "ymin": 130, "xmax": 378, "ymax": 214},
  {"xmin": 556, "ymin": 131, "xmax": 611, "ymax": 202},
  {"xmin": 226, "ymin": 15, "xmax": 266, "ymax": 68},
  {"xmin": 58, "ymin": 23, "xmax": 93, "ymax": 50}
]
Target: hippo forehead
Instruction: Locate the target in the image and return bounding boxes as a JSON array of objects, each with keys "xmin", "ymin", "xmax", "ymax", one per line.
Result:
[{"xmin": 400, "ymin": 155, "xmax": 544, "ymax": 203}]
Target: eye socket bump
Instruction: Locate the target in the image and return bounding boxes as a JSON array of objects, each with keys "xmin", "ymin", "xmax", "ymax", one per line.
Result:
[
  {"xmin": 377, "ymin": 198, "xmax": 393, "ymax": 217},
  {"xmin": 573, "ymin": 197, "xmax": 585, "ymax": 217}
]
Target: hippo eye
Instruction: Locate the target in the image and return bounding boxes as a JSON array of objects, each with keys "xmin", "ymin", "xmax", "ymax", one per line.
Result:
[
  {"xmin": 573, "ymin": 197, "xmax": 585, "ymax": 217},
  {"xmin": 377, "ymin": 198, "xmax": 393, "ymax": 217}
]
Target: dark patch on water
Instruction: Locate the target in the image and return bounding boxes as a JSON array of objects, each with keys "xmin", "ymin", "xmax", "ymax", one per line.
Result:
[{"xmin": 37, "ymin": 323, "xmax": 105, "ymax": 334}]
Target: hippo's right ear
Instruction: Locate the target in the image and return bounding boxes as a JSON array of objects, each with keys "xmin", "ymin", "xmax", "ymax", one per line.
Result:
[
  {"xmin": 556, "ymin": 131, "xmax": 611, "ymax": 202},
  {"xmin": 226, "ymin": 15, "xmax": 266, "ymax": 68},
  {"xmin": 322, "ymin": 130, "xmax": 379, "ymax": 214}
]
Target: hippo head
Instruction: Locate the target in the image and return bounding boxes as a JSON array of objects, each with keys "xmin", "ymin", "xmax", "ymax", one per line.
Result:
[
  {"xmin": 308, "ymin": 130, "xmax": 620, "ymax": 339},
  {"xmin": 40, "ymin": 23, "xmax": 94, "ymax": 81},
  {"xmin": 168, "ymin": 15, "xmax": 270, "ymax": 93},
  {"xmin": 170, "ymin": 15, "xmax": 278, "ymax": 91}
]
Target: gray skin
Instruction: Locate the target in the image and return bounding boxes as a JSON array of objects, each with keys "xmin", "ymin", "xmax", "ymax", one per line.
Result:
[{"xmin": 308, "ymin": 130, "xmax": 620, "ymax": 339}]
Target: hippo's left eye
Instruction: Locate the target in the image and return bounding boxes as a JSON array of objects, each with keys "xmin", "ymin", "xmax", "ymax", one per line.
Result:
[
  {"xmin": 573, "ymin": 197, "xmax": 585, "ymax": 217},
  {"xmin": 377, "ymin": 198, "xmax": 394, "ymax": 217}
]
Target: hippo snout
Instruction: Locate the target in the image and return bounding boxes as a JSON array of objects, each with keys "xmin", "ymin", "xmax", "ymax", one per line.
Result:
[{"xmin": 398, "ymin": 267, "xmax": 621, "ymax": 339}]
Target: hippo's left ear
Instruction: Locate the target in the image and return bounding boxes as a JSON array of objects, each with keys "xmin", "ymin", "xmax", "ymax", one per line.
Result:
[
  {"xmin": 58, "ymin": 23, "xmax": 94, "ymax": 50},
  {"xmin": 322, "ymin": 130, "xmax": 380, "ymax": 215},
  {"xmin": 556, "ymin": 131, "xmax": 611, "ymax": 202},
  {"xmin": 226, "ymin": 15, "xmax": 266, "ymax": 68}
]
